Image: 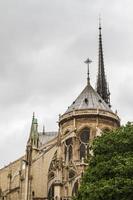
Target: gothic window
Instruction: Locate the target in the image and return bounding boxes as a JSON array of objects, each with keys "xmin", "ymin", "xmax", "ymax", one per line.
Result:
[
  {"xmin": 64, "ymin": 138, "xmax": 73, "ymax": 162},
  {"xmin": 79, "ymin": 128, "xmax": 90, "ymax": 160},
  {"xmin": 66, "ymin": 138, "xmax": 72, "ymax": 145},
  {"xmin": 68, "ymin": 145, "xmax": 72, "ymax": 161},
  {"xmin": 64, "ymin": 145, "xmax": 67, "ymax": 161},
  {"xmin": 48, "ymin": 184, "xmax": 54, "ymax": 200},
  {"xmin": 80, "ymin": 143, "xmax": 86, "ymax": 160},
  {"xmin": 80, "ymin": 128, "xmax": 90, "ymax": 143},
  {"xmin": 69, "ymin": 170, "xmax": 76, "ymax": 179},
  {"xmin": 72, "ymin": 181, "xmax": 79, "ymax": 196}
]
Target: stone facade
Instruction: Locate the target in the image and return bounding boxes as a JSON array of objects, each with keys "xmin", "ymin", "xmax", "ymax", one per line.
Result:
[
  {"xmin": 0, "ymin": 25, "xmax": 121, "ymax": 200},
  {"xmin": 0, "ymin": 106, "xmax": 120, "ymax": 200}
]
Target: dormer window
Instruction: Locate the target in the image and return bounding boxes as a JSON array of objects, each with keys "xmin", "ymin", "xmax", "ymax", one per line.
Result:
[{"xmin": 84, "ymin": 98, "xmax": 88, "ymax": 104}]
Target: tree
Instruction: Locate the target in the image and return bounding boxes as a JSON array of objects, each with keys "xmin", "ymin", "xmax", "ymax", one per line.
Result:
[{"xmin": 75, "ymin": 123, "xmax": 133, "ymax": 200}]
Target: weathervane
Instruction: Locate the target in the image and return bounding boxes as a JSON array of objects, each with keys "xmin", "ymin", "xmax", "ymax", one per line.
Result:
[{"xmin": 84, "ymin": 58, "xmax": 92, "ymax": 85}]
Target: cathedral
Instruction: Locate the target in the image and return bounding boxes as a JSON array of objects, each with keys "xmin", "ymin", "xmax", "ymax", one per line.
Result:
[{"xmin": 0, "ymin": 24, "xmax": 120, "ymax": 200}]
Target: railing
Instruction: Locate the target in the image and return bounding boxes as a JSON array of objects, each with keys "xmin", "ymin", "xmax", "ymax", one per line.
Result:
[{"xmin": 59, "ymin": 109, "xmax": 120, "ymax": 123}]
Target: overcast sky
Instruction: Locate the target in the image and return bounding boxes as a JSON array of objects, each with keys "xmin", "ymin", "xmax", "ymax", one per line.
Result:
[{"xmin": 0, "ymin": 0, "xmax": 133, "ymax": 167}]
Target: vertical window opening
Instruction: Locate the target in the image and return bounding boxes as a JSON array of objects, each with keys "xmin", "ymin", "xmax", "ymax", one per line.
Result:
[{"xmin": 79, "ymin": 128, "xmax": 90, "ymax": 160}]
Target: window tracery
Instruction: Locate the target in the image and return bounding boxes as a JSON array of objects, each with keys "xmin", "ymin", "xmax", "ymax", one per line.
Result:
[
  {"xmin": 80, "ymin": 143, "xmax": 86, "ymax": 160},
  {"xmin": 68, "ymin": 145, "xmax": 72, "ymax": 161},
  {"xmin": 79, "ymin": 128, "xmax": 90, "ymax": 160},
  {"xmin": 69, "ymin": 170, "xmax": 76, "ymax": 179},
  {"xmin": 79, "ymin": 128, "xmax": 90, "ymax": 143},
  {"xmin": 64, "ymin": 138, "xmax": 73, "ymax": 162}
]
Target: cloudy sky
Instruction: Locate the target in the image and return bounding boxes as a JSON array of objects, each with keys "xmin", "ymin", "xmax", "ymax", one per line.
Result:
[{"xmin": 0, "ymin": 0, "xmax": 133, "ymax": 167}]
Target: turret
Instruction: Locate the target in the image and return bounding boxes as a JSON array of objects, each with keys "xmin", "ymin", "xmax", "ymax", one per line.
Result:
[
  {"xmin": 24, "ymin": 113, "xmax": 39, "ymax": 200},
  {"xmin": 27, "ymin": 112, "xmax": 39, "ymax": 149}
]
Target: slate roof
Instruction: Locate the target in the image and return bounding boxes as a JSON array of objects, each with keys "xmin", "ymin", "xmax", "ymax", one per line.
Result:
[
  {"xmin": 66, "ymin": 83, "xmax": 112, "ymax": 113},
  {"xmin": 39, "ymin": 132, "xmax": 58, "ymax": 146}
]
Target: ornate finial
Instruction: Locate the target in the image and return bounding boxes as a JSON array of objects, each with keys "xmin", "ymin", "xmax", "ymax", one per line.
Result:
[
  {"xmin": 32, "ymin": 112, "xmax": 35, "ymax": 120},
  {"xmin": 28, "ymin": 112, "xmax": 38, "ymax": 148},
  {"xmin": 99, "ymin": 15, "xmax": 102, "ymax": 30},
  {"xmin": 32, "ymin": 112, "xmax": 38, "ymax": 124},
  {"xmin": 84, "ymin": 58, "xmax": 92, "ymax": 85}
]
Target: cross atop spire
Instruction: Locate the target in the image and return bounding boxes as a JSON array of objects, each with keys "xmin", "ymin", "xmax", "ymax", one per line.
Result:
[
  {"xmin": 96, "ymin": 21, "xmax": 111, "ymax": 106},
  {"xmin": 84, "ymin": 58, "xmax": 92, "ymax": 85}
]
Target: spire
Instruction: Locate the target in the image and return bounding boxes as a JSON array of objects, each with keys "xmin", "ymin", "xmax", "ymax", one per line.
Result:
[
  {"xmin": 28, "ymin": 112, "xmax": 39, "ymax": 148},
  {"xmin": 96, "ymin": 20, "xmax": 110, "ymax": 106}
]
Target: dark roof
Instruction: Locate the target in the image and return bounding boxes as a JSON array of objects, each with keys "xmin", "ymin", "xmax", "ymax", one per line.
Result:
[
  {"xmin": 39, "ymin": 132, "xmax": 58, "ymax": 147},
  {"xmin": 65, "ymin": 83, "xmax": 112, "ymax": 113}
]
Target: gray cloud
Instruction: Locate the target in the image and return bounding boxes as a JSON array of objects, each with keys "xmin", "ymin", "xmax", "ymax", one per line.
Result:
[{"xmin": 0, "ymin": 0, "xmax": 133, "ymax": 167}]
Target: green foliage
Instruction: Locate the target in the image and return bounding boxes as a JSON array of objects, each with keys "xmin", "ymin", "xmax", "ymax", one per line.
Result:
[{"xmin": 75, "ymin": 123, "xmax": 133, "ymax": 200}]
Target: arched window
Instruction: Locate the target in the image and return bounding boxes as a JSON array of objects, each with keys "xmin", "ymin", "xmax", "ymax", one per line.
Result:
[
  {"xmin": 64, "ymin": 145, "xmax": 67, "ymax": 161},
  {"xmin": 68, "ymin": 145, "xmax": 72, "ymax": 161},
  {"xmin": 80, "ymin": 143, "xmax": 86, "ymax": 160},
  {"xmin": 64, "ymin": 138, "xmax": 73, "ymax": 162},
  {"xmin": 69, "ymin": 170, "xmax": 76, "ymax": 179},
  {"xmin": 72, "ymin": 181, "xmax": 79, "ymax": 196},
  {"xmin": 48, "ymin": 184, "xmax": 54, "ymax": 200},
  {"xmin": 66, "ymin": 138, "xmax": 72, "ymax": 145},
  {"xmin": 80, "ymin": 128, "xmax": 90, "ymax": 143},
  {"xmin": 79, "ymin": 128, "xmax": 90, "ymax": 160}
]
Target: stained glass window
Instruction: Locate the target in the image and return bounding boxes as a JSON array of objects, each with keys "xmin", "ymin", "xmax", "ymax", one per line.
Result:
[
  {"xmin": 80, "ymin": 128, "xmax": 90, "ymax": 143},
  {"xmin": 79, "ymin": 128, "xmax": 90, "ymax": 160}
]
